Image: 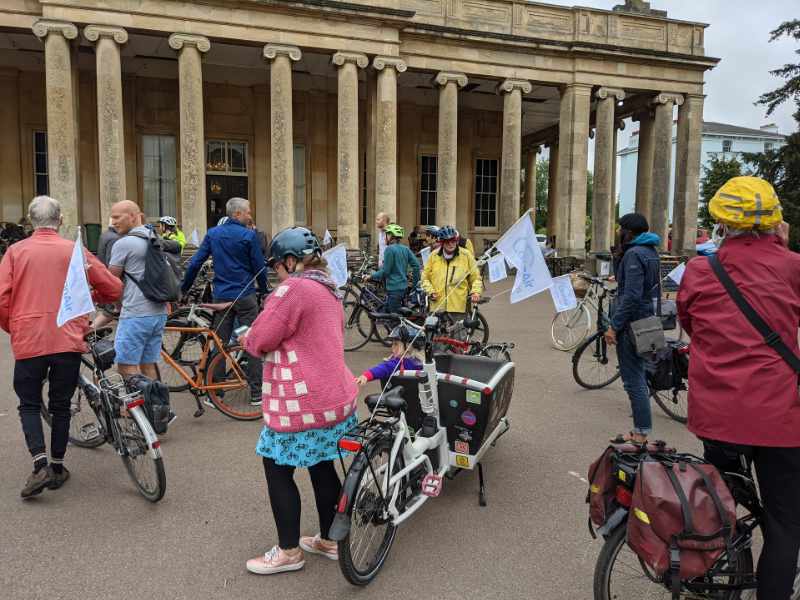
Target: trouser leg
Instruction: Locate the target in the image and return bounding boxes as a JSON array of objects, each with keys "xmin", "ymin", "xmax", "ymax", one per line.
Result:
[
  {"xmin": 308, "ymin": 460, "xmax": 342, "ymax": 540},
  {"xmin": 616, "ymin": 331, "xmax": 652, "ymax": 435},
  {"xmin": 262, "ymin": 457, "xmax": 302, "ymax": 550},
  {"xmin": 13, "ymin": 356, "xmax": 49, "ymax": 462},
  {"xmin": 45, "ymin": 353, "xmax": 82, "ymax": 462},
  {"xmin": 232, "ymin": 294, "xmax": 262, "ymax": 397}
]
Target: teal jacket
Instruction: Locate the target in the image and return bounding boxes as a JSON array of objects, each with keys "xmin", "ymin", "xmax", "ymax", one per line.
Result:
[{"xmin": 370, "ymin": 243, "xmax": 420, "ymax": 292}]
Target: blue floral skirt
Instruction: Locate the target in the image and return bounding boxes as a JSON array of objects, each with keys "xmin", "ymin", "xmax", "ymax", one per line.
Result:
[{"xmin": 255, "ymin": 414, "xmax": 359, "ymax": 468}]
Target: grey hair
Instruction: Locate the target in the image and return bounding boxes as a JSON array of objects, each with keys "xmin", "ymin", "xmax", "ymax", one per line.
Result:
[
  {"xmin": 226, "ymin": 197, "xmax": 250, "ymax": 217},
  {"xmin": 28, "ymin": 195, "xmax": 62, "ymax": 229},
  {"xmin": 726, "ymin": 226, "xmax": 779, "ymax": 238}
]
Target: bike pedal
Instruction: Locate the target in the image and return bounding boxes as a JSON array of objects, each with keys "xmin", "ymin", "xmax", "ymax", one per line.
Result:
[
  {"xmin": 421, "ymin": 474, "xmax": 443, "ymax": 498},
  {"xmin": 79, "ymin": 423, "xmax": 99, "ymax": 440}
]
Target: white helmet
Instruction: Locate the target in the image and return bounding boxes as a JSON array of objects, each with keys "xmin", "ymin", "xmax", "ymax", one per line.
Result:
[{"xmin": 159, "ymin": 216, "xmax": 177, "ymax": 227}]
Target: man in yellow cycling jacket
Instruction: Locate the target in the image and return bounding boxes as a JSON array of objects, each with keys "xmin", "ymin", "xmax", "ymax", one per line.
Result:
[{"xmin": 421, "ymin": 225, "xmax": 483, "ymax": 316}]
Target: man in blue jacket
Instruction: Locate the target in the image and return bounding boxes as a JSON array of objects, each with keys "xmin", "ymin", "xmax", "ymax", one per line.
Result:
[
  {"xmin": 182, "ymin": 197, "xmax": 268, "ymax": 403},
  {"xmin": 604, "ymin": 213, "xmax": 661, "ymax": 444}
]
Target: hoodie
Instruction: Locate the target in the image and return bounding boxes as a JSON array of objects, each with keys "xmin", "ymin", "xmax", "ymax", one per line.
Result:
[{"xmin": 611, "ymin": 232, "xmax": 662, "ymax": 332}]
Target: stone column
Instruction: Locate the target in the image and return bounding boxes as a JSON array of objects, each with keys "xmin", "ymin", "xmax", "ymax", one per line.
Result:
[
  {"xmin": 546, "ymin": 141, "xmax": 560, "ymax": 245},
  {"xmin": 333, "ymin": 52, "xmax": 368, "ymax": 248},
  {"xmin": 84, "ymin": 25, "xmax": 128, "ymax": 226},
  {"xmin": 525, "ymin": 147, "xmax": 539, "ymax": 215},
  {"xmin": 434, "ymin": 72, "xmax": 468, "ymax": 227},
  {"xmin": 372, "ymin": 56, "xmax": 406, "ymax": 222},
  {"xmin": 651, "ymin": 93, "xmax": 683, "ymax": 250},
  {"xmin": 556, "ymin": 83, "xmax": 592, "ymax": 257},
  {"xmin": 33, "ymin": 20, "xmax": 80, "ymax": 233},
  {"xmin": 498, "ymin": 79, "xmax": 532, "ymax": 231},
  {"xmin": 673, "ymin": 94, "xmax": 704, "ymax": 256},
  {"xmin": 169, "ymin": 34, "xmax": 210, "ymax": 236},
  {"xmin": 634, "ymin": 109, "xmax": 655, "ymax": 220},
  {"xmin": 610, "ymin": 119, "xmax": 625, "ymax": 242},
  {"xmin": 263, "ymin": 44, "xmax": 302, "ymax": 234},
  {"xmin": 592, "ymin": 87, "xmax": 625, "ymax": 257}
]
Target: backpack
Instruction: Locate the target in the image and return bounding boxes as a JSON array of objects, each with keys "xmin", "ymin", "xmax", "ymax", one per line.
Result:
[
  {"xmin": 126, "ymin": 374, "xmax": 171, "ymax": 434},
  {"xmin": 627, "ymin": 455, "xmax": 736, "ymax": 597},
  {"xmin": 125, "ymin": 232, "xmax": 181, "ymax": 303}
]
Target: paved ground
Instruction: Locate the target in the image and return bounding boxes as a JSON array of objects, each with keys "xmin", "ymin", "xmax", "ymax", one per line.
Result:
[{"xmin": 0, "ymin": 283, "xmax": 702, "ymax": 600}]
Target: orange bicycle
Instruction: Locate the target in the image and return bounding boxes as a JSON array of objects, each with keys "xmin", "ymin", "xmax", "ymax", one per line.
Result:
[{"xmin": 158, "ymin": 303, "xmax": 262, "ymax": 421}]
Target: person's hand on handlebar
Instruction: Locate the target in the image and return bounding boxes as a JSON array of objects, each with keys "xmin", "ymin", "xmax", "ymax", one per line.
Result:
[
  {"xmin": 470, "ymin": 293, "xmax": 481, "ymax": 304},
  {"xmin": 429, "ymin": 291, "xmax": 439, "ymax": 301}
]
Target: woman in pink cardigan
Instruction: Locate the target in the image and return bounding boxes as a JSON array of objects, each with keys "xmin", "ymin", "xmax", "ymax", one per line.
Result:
[{"xmin": 242, "ymin": 227, "xmax": 358, "ymax": 576}]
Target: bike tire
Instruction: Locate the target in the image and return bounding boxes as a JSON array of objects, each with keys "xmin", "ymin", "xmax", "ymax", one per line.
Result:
[
  {"xmin": 651, "ymin": 383, "xmax": 689, "ymax": 425},
  {"xmin": 338, "ymin": 440, "xmax": 403, "ymax": 586},
  {"xmin": 41, "ymin": 370, "xmax": 106, "ymax": 449},
  {"xmin": 479, "ymin": 344, "xmax": 512, "ymax": 362},
  {"xmin": 204, "ymin": 346, "xmax": 261, "ymax": 421},
  {"xmin": 371, "ymin": 316, "xmax": 395, "ymax": 348},
  {"xmin": 160, "ymin": 323, "xmax": 204, "ymax": 392},
  {"xmin": 343, "ymin": 291, "xmax": 372, "ymax": 352},
  {"xmin": 117, "ymin": 407, "xmax": 166, "ymax": 502},
  {"xmin": 594, "ymin": 521, "xmax": 752, "ymax": 600},
  {"xmin": 551, "ymin": 303, "xmax": 592, "ymax": 351},
  {"xmin": 572, "ymin": 332, "xmax": 621, "ymax": 390}
]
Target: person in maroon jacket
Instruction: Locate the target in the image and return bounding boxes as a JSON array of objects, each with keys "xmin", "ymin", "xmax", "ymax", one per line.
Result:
[{"xmin": 677, "ymin": 177, "xmax": 800, "ymax": 600}]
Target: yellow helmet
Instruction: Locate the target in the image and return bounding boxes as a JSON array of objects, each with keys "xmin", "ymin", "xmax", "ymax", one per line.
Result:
[{"xmin": 709, "ymin": 176, "xmax": 782, "ymax": 230}]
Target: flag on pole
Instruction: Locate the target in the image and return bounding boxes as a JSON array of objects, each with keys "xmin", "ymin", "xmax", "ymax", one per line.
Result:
[
  {"xmin": 56, "ymin": 229, "xmax": 95, "ymax": 327},
  {"xmin": 322, "ymin": 243, "xmax": 348, "ymax": 288},
  {"xmin": 666, "ymin": 262, "xmax": 686, "ymax": 286},
  {"xmin": 549, "ymin": 274, "xmax": 578, "ymax": 313},
  {"xmin": 419, "ymin": 245, "xmax": 432, "ymax": 266},
  {"xmin": 487, "ymin": 253, "xmax": 508, "ymax": 283},
  {"xmin": 190, "ymin": 229, "xmax": 200, "ymax": 246},
  {"xmin": 323, "ymin": 229, "xmax": 333, "ymax": 246},
  {"xmin": 495, "ymin": 209, "xmax": 553, "ymax": 303}
]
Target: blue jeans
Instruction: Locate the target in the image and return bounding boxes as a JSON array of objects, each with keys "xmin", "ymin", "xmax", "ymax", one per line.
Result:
[
  {"xmin": 616, "ymin": 330, "xmax": 652, "ymax": 435},
  {"xmin": 382, "ymin": 290, "xmax": 406, "ymax": 314}
]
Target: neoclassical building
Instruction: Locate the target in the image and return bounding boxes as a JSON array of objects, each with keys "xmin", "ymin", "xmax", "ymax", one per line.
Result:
[{"xmin": 0, "ymin": 0, "xmax": 716, "ymax": 256}]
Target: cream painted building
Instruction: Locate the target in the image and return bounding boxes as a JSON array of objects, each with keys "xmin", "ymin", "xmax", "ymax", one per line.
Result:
[{"xmin": 0, "ymin": 0, "xmax": 717, "ymax": 256}]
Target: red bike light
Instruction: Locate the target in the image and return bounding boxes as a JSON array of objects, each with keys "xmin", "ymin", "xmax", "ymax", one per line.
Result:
[
  {"xmin": 483, "ymin": 386, "xmax": 492, "ymax": 395},
  {"xmin": 125, "ymin": 398, "xmax": 145, "ymax": 410},
  {"xmin": 338, "ymin": 439, "xmax": 362, "ymax": 453},
  {"xmin": 151, "ymin": 440, "xmax": 161, "ymax": 450},
  {"xmin": 337, "ymin": 493, "xmax": 348, "ymax": 513},
  {"xmin": 615, "ymin": 485, "xmax": 633, "ymax": 508}
]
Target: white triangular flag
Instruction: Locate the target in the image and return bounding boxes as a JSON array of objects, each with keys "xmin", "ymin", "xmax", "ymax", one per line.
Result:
[
  {"xmin": 495, "ymin": 210, "xmax": 553, "ymax": 303},
  {"xmin": 419, "ymin": 245, "xmax": 432, "ymax": 266},
  {"xmin": 549, "ymin": 274, "xmax": 578, "ymax": 313},
  {"xmin": 57, "ymin": 229, "xmax": 95, "ymax": 327},
  {"xmin": 191, "ymin": 229, "xmax": 200, "ymax": 246},
  {"xmin": 666, "ymin": 262, "xmax": 686, "ymax": 286},
  {"xmin": 487, "ymin": 253, "xmax": 508, "ymax": 283},
  {"xmin": 322, "ymin": 243, "xmax": 348, "ymax": 288},
  {"xmin": 323, "ymin": 229, "xmax": 333, "ymax": 246}
]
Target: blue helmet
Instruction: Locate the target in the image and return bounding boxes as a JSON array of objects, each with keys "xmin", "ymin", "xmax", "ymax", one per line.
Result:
[
  {"xmin": 267, "ymin": 226, "xmax": 321, "ymax": 267},
  {"xmin": 436, "ymin": 225, "xmax": 459, "ymax": 241}
]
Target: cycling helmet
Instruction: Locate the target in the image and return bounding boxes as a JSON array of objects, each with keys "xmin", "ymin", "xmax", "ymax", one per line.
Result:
[
  {"xmin": 386, "ymin": 323, "xmax": 424, "ymax": 349},
  {"xmin": 159, "ymin": 216, "xmax": 177, "ymax": 227},
  {"xmin": 424, "ymin": 225, "xmax": 440, "ymax": 236},
  {"xmin": 709, "ymin": 176, "xmax": 782, "ymax": 231},
  {"xmin": 384, "ymin": 223, "xmax": 405, "ymax": 239},
  {"xmin": 437, "ymin": 225, "xmax": 459, "ymax": 241},
  {"xmin": 217, "ymin": 216, "xmax": 229, "ymax": 226},
  {"xmin": 267, "ymin": 226, "xmax": 322, "ymax": 268}
]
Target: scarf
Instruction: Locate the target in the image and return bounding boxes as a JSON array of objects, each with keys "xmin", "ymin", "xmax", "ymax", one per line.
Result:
[{"xmin": 293, "ymin": 269, "xmax": 342, "ymax": 300}]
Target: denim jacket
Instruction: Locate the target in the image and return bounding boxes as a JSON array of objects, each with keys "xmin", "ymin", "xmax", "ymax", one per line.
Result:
[{"xmin": 611, "ymin": 232, "xmax": 662, "ymax": 332}]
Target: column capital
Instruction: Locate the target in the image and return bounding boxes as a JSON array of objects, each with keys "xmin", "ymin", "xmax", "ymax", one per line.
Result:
[
  {"xmin": 168, "ymin": 33, "xmax": 210, "ymax": 53},
  {"xmin": 263, "ymin": 44, "xmax": 302, "ymax": 62},
  {"xmin": 595, "ymin": 87, "xmax": 625, "ymax": 101},
  {"xmin": 652, "ymin": 92, "xmax": 685, "ymax": 107},
  {"xmin": 434, "ymin": 72, "xmax": 468, "ymax": 88},
  {"xmin": 84, "ymin": 25, "xmax": 128, "ymax": 45},
  {"xmin": 32, "ymin": 19, "xmax": 78, "ymax": 41},
  {"xmin": 498, "ymin": 79, "xmax": 532, "ymax": 95},
  {"xmin": 372, "ymin": 56, "xmax": 407, "ymax": 73},
  {"xmin": 332, "ymin": 52, "xmax": 368, "ymax": 69}
]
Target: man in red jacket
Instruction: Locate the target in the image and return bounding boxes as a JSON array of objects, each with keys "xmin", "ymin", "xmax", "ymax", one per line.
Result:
[
  {"xmin": 0, "ymin": 196, "xmax": 122, "ymax": 499},
  {"xmin": 677, "ymin": 177, "xmax": 800, "ymax": 599}
]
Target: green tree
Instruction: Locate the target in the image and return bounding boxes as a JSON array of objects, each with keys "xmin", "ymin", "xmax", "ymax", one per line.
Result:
[
  {"xmin": 698, "ymin": 156, "xmax": 743, "ymax": 229},
  {"xmin": 757, "ymin": 19, "xmax": 800, "ymax": 122},
  {"xmin": 534, "ymin": 159, "xmax": 549, "ymax": 232}
]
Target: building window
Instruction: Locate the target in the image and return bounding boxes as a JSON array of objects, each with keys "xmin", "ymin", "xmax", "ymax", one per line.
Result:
[
  {"xmin": 473, "ymin": 158, "xmax": 498, "ymax": 228},
  {"xmin": 206, "ymin": 140, "xmax": 248, "ymax": 175},
  {"xmin": 142, "ymin": 135, "xmax": 177, "ymax": 219},
  {"xmin": 722, "ymin": 139, "xmax": 732, "ymax": 153},
  {"xmin": 293, "ymin": 144, "xmax": 306, "ymax": 225},
  {"xmin": 765, "ymin": 142, "xmax": 774, "ymax": 152},
  {"xmin": 33, "ymin": 131, "xmax": 49, "ymax": 196},
  {"xmin": 419, "ymin": 155, "xmax": 437, "ymax": 226}
]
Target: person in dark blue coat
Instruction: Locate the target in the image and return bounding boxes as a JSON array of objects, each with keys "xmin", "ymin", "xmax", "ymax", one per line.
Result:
[{"xmin": 604, "ymin": 213, "xmax": 661, "ymax": 444}]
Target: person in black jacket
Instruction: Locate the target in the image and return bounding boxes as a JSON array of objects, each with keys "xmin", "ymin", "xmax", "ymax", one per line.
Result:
[{"xmin": 604, "ymin": 213, "xmax": 661, "ymax": 444}]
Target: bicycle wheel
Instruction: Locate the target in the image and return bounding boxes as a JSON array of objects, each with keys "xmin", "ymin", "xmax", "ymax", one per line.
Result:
[
  {"xmin": 480, "ymin": 344, "xmax": 512, "ymax": 362},
  {"xmin": 338, "ymin": 440, "xmax": 403, "ymax": 586},
  {"xmin": 159, "ymin": 325, "xmax": 204, "ymax": 392},
  {"xmin": 371, "ymin": 316, "xmax": 395, "ymax": 348},
  {"xmin": 343, "ymin": 292, "xmax": 372, "ymax": 352},
  {"xmin": 41, "ymin": 366, "xmax": 106, "ymax": 448},
  {"xmin": 205, "ymin": 346, "xmax": 261, "ymax": 420},
  {"xmin": 116, "ymin": 407, "xmax": 166, "ymax": 502},
  {"xmin": 573, "ymin": 332, "xmax": 621, "ymax": 390},
  {"xmin": 593, "ymin": 521, "xmax": 752, "ymax": 600},
  {"xmin": 652, "ymin": 381, "xmax": 689, "ymax": 424},
  {"xmin": 464, "ymin": 310, "xmax": 490, "ymax": 345},
  {"xmin": 551, "ymin": 303, "xmax": 591, "ymax": 351}
]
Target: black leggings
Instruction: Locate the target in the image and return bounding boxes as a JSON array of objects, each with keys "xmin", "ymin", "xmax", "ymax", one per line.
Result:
[{"xmin": 262, "ymin": 457, "xmax": 342, "ymax": 550}]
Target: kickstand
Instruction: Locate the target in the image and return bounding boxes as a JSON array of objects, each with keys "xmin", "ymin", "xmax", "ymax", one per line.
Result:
[
  {"xmin": 478, "ymin": 463, "xmax": 487, "ymax": 507},
  {"xmin": 191, "ymin": 390, "xmax": 206, "ymax": 418}
]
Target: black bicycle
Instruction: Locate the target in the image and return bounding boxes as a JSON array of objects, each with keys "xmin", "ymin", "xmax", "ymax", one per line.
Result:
[{"xmin": 571, "ymin": 277, "xmax": 620, "ymax": 390}]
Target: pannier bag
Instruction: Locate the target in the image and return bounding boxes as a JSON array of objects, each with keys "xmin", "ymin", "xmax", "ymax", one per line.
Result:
[
  {"xmin": 646, "ymin": 341, "xmax": 689, "ymax": 391},
  {"xmin": 586, "ymin": 440, "xmax": 674, "ymax": 531},
  {"xmin": 91, "ymin": 337, "xmax": 116, "ymax": 372},
  {"xmin": 126, "ymin": 374, "xmax": 171, "ymax": 435},
  {"xmin": 627, "ymin": 455, "xmax": 736, "ymax": 596}
]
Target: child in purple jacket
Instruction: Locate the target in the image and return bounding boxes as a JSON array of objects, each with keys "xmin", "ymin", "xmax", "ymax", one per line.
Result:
[{"xmin": 355, "ymin": 324, "xmax": 423, "ymax": 385}]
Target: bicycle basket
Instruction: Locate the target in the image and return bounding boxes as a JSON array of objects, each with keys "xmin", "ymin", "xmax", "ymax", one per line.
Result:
[{"xmin": 570, "ymin": 272, "xmax": 590, "ymax": 298}]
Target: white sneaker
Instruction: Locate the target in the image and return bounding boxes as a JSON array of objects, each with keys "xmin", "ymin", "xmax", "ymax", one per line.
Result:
[
  {"xmin": 299, "ymin": 534, "xmax": 338, "ymax": 560},
  {"xmin": 246, "ymin": 546, "xmax": 305, "ymax": 575}
]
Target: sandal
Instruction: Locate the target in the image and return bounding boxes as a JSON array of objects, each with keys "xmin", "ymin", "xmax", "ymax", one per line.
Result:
[{"xmin": 610, "ymin": 432, "xmax": 648, "ymax": 446}]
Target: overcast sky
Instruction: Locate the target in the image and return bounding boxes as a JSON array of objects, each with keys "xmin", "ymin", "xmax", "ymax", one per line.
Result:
[{"xmin": 547, "ymin": 0, "xmax": 798, "ymax": 136}]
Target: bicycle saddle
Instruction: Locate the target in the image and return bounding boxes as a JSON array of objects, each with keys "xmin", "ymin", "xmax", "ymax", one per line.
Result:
[
  {"xmin": 462, "ymin": 318, "xmax": 481, "ymax": 329},
  {"xmin": 364, "ymin": 386, "xmax": 407, "ymax": 413}
]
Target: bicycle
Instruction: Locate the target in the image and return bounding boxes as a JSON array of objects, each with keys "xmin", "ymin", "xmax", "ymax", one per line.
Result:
[
  {"xmin": 329, "ymin": 312, "xmax": 514, "ymax": 585},
  {"xmin": 551, "ymin": 274, "xmax": 613, "ymax": 351},
  {"xmin": 571, "ymin": 277, "xmax": 621, "ymax": 390},
  {"xmin": 41, "ymin": 332, "xmax": 165, "ymax": 502},
  {"xmin": 157, "ymin": 303, "xmax": 262, "ymax": 421},
  {"xmin": 592, "ymin": 446, "xmax": 800, "ymax": 599}
]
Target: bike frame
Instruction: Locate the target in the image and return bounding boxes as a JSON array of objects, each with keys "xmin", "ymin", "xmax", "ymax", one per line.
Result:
[{"xmin": 159, "ymin": 326, "xmax": 247, "ymax": 392}]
